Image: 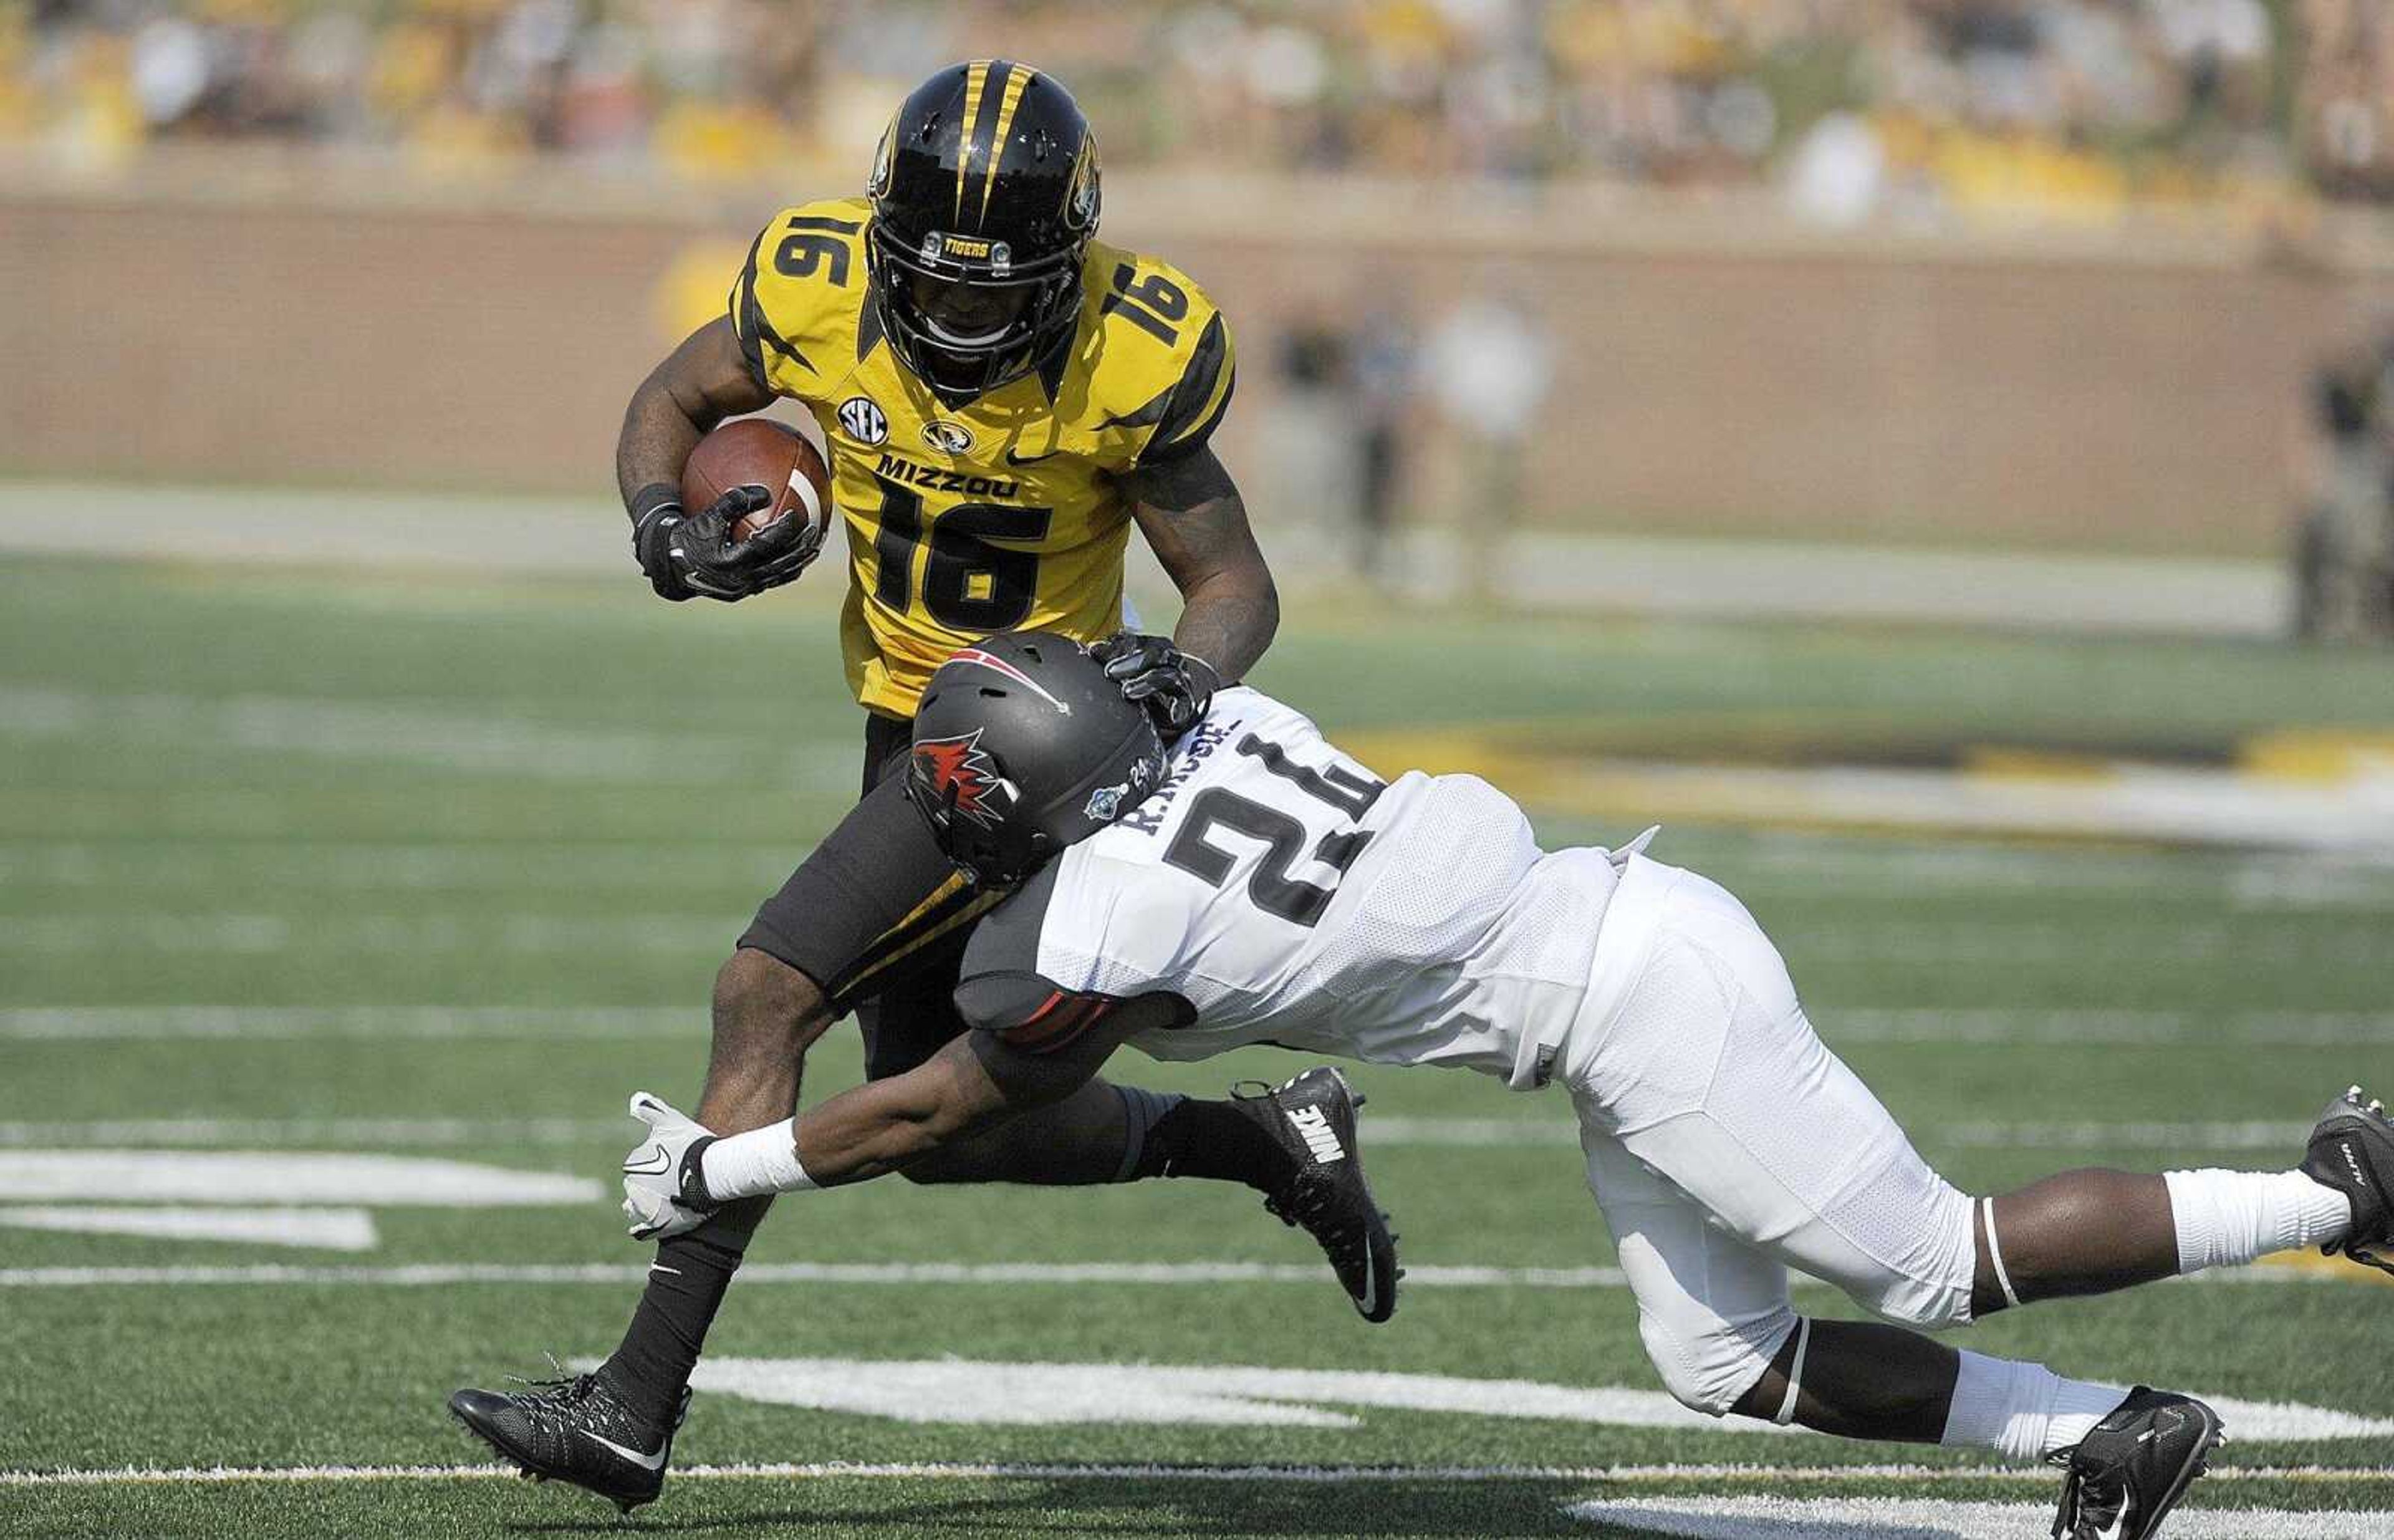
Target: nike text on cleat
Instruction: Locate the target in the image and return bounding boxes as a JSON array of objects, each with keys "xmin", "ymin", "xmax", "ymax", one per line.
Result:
[
  {"xmin": 1236, "ymin": 1067, "xmax": 1400, "ymax": 1324},
  {"xmin": 447, "ymin": 1368, "xmax": 688, "ymax": 1514},
  {"xmin": 2048, "ymin": 1387, "xmax": 2226, "ymax": 1540},
  {"xmin": 2300, "ymin": 1084, "xmax": 2394, "ymax": 1277}
]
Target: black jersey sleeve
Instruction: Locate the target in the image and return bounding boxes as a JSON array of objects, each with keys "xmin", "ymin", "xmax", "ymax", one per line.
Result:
[{"xmin": 953, "ymin": 860, "xmax": 1189, "ymax": 1054}]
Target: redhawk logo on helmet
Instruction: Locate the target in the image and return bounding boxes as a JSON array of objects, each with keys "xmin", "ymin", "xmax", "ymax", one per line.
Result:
[{"xmin": 910, "ymin": 730, "xmax": 1013, "ymax": 829}]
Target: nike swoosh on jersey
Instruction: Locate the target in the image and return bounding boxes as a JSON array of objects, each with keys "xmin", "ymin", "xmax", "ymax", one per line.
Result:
[
  {"xmin": 1005, "ymin": 445, "xmax": 1062, "ymax": 465},
  {"xmin": 584, "ymin": 1428, "xmax": 670, "ymax": 1472}
]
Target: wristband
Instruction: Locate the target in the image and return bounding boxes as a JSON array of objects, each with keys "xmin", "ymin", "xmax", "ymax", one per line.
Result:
[
  {"xmin": 699, "ymin": 1118, "xmax": 817, "ymax": 1200},
  {"xmin": 628, "ymin": 481, "xmax": 682, "ymax": 527}
]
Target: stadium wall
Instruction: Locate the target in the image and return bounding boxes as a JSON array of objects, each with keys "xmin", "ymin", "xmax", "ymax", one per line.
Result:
[{"xmin": 5, "ymin": 174, "xmax": 2392, "ymax": 555}]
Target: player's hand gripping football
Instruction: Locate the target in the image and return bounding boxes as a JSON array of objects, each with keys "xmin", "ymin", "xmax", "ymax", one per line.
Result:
[
  {"xmin": 620, "ymin": 1092, "xmax": 721, "ymax": 1242},
  {"xmin": 632, "ymin": 485, "xmax": 820, "ymax": 603},
  {"xmin": 1092, "ymin": 631, "xmax": 1219, "ymax": 735}
]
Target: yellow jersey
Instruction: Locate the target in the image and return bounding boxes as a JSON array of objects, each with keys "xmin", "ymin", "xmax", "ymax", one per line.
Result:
[{"xmin": 727, "ymin": 196, "xmax": 1237, "ymax": 718}]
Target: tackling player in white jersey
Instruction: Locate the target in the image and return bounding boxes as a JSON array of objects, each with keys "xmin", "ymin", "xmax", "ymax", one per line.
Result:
[{"xmin": 624, "ymin": 632, "xmax": 2394, "ymax": 1540}]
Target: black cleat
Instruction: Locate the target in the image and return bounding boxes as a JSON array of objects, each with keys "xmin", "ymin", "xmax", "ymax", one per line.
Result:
[
  {"xmin": 2302, "ymin": 1085, "xmax": 2394, "ymax": 1276},
  {"xmin": 1238, "ymin": 1067, "xmax": 1400, "ymax": 1324},
  {"xmin": 2048, "ymin": 1387, "xmax": 2226, "ymax": 1540},
  {"xmin": 448, "ymin": 1367, "xmax": 688, "ymax": 1514}
]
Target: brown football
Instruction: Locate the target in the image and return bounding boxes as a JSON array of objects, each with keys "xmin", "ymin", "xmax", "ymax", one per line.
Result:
[{"xmin": 681, "ymin": 417, "xmax": 833, "ymax": 544}]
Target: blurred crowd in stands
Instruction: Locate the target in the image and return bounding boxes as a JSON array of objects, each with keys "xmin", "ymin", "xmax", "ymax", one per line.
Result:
[{"xmin": 5, "ymin": 0, "xmax": 2394, "ymax": 219}]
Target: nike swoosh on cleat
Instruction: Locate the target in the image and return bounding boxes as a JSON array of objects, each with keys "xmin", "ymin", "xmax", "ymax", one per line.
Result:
[
  {"xmin": 1355, "ymin": 1253, "xmax": 1378, "ymax": 1318},
  {"xmin": 622, "ymin": 1145, "xmax": 670, "ymax": 1177},
  {"xmin": 583, "ymin": 1430, "xmax": 668, "ymax": 1472}
]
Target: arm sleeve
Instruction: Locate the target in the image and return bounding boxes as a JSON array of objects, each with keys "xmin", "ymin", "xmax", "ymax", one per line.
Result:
[
  {"xmin": 952, "ymin": 859, "xmax": 1155, "ymax": 1054},
  {"xmin": 953, "ymin": 973, "xmax": 1130, "ymax": 1054}
]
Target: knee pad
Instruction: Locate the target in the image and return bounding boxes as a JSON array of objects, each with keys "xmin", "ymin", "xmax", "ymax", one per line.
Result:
[{"xmin": 1637, "ymin": 1303, "xmax": 1799, "ymax": 1418}]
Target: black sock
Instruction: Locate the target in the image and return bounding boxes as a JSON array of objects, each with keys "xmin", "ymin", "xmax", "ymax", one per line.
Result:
[
  {"xmin": 1130, "ymin": 1097, "xmax": 1294, "ymax": 1190},
  {"xmin": 598, "ymin": 1197, "xmax": 766, "ymax": 1424}
]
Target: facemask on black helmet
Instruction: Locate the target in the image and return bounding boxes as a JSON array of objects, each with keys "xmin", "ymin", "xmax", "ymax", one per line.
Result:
[{"xmin": 865, "ymin": 60, "xmax": 1102, "ymax": 403}]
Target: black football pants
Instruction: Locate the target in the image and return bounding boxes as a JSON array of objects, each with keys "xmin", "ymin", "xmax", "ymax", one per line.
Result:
[{"xmin": 737, "ymin": 711, "xmax": 1002, "ymax": 1079}]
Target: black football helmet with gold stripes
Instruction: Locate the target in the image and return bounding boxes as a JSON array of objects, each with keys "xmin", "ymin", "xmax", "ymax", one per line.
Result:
[{"xmin": 865, "ymin": 60, "xmax": 1101, "ymax": 402}]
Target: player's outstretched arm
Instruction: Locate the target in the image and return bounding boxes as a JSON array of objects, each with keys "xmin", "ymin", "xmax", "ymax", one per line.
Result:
[
  {"xmin": 789, "ymin": 1019, "xmax": 1130, "ymax": 1185},
  {"xmin": 1127, "ymin": 446, "xmax": 1279, "ymax": 687},
  {"xmin": 653, "ymin": 998, "xmax": 1167, "ymax": 1215}
]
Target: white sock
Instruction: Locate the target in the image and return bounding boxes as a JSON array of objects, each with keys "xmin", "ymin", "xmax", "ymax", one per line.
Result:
[
  {"xmin": 699, "ymin": 1119, "xmax": 814, "ymax": 1200},
  {"xmin": 1941, "ymin": 1350, "xmax": 2127, "ymax": 1461},
  {"xmin": 2163, "ymin": 1168, "xmax": 2353, "ymax": 1274}
]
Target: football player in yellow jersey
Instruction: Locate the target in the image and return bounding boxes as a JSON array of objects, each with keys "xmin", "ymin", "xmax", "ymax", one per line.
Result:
[{"xmin": 449, "ymin": 62, "xmax": 1396, "ymax": 1511}]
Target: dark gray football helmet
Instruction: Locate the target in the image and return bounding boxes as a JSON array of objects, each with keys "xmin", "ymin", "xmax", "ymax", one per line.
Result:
[{"xmin": 906, "ymin": 631, "xmax": 1166, "ymax": 885}]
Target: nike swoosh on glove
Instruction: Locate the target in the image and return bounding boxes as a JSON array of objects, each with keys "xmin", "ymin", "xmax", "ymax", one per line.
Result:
[{"xmin": 621, "ymin": 1091, "xmax": 719, "ymax": 1242}]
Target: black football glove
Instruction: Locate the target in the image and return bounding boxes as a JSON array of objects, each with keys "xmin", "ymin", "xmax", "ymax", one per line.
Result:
[
  {"xmin": 1094, "ymin": 630, "xmax": 1220, "ymax": 736},
  {"xmin": 633, "ymin": 485, "xmax": 815, "ymax": 604}
]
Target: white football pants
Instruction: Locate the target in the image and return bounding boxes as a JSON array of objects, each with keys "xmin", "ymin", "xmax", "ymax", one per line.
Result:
[{"xmin": 1556, "ymin": 855, "xmax": 1979, "ymax": 1415}]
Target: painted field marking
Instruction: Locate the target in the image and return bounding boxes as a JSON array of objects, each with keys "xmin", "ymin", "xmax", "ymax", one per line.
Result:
[
  {"xmin": 1, "ymin": 1152, "xmax": 600, "ymax": 1206},
  {"xmin": 0, "ymin": 1205, "xmax": 377, "ymax": 1251},
  {"xmin": 0, "ymin": 1256, "xmax": 2375, "ymax": 1291},
  {"xmin": 7, "ymin": 1003, "xmax": 2383, "ymax": 1047},
  {"xmin": 0, "ymin": 915, "xmax": 746, "ymax": 955},
  {"xmin": 0, "ymin": 1114, "xmax": 2335, "ymax": 1155},
  {"xmin": 658, "ymin": 1360, "xmax": 2394, "ymax": 1443},
  {"xmin": 0, "ymin": 1261, "xmax": 1630, "ymax": 1291},
  {"xmin": 1779, "ymin": 920, "xmax": 2394, "ymax": 966},
  {"xmin": 1565, "ymin": 1496, "xmax": 2393, "ymax": 1539},
  {"xmin": 1827, "ymin": 1008, "xmax": 2394, "ymax": 1046},
  {"xmin": 0, "ymin": 685, "xmax": 849, "ymax": 787},
  {"xmin": 1359, "ymin": 1117, "xmax": 2319, "ymax": 1152},
  {"xmin": 0, "ymin": 840, "xmax": 799, "ymax": 894},
  {"xmin": 0, "ymin": 1006, "xmax": 699, "ymax": 1041},
  {"xmin": 6, "ymin": 1460, "xmax": 2387, "ymax": 1489}
]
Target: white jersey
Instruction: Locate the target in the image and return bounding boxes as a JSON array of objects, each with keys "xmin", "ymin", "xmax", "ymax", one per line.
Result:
[{"xmin": 952, "ymin": 687, "xmax": 1630, "ymax": 1089}]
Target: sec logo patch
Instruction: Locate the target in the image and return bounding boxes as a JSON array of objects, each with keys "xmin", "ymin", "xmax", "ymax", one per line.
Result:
[
  {"xmin": 837, "ymin": 397, "xmax": 888, "ymax": 446},
  {"xmin": 921, "ymin": 420, "xmax": 976, "ymax": 456}
]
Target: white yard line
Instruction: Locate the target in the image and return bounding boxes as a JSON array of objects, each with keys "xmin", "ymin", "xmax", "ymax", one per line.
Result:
[
  {"xmin": 0, "ymin": 840, "xmax": 798, "ymax": 893},
  {"xmin": 7, "ymin": 1003, "xmax": 2380, "ymax": 1049},
  {"xmin": 1827, "ymin": 1008, "xmax": 2394, "ymax": 1046},
  {"xmin": 0, "ymin": 1006, "xmax": 700, "ymax": 1041},
  {"xmin": 0, "ymin": 1112, "xmax": 2324, "ymax": 1153},
  {"xmin": 1360, "ymin": 1117, "xmax": 2317, "ymax": 1152},
  {"xmin": 0, "ymin": 684, "xmax": 845, "ymax": 788},
  {"xmin": 9, "ymin": 913, "xmax": 2388, "ymax": 960},
  {"xmin": 1780, "ymin": 920, "xmax": 2394, "ymax": 966},
  {"xmin": 0, "ymin": 1111, "xmax": 2321, "ymax": 1153},
  {"xmin": 0, "ymin": 1258, "xmax": 2361, "ymax": 1291},
  {"xmin": 2, "ymin": 1460, "xmax": 2381, "ymax": 1489},
  {"xmin": 1565, "ymin": 1496, "xmax": 2394, "ymax": 1539},
  {"xmin": 0, "ymin": 1261, "xmax": 1630, "ymax": 1290},
  {"xmin": 0, "ymin": 915, "xmax": 748, "ymax": 955}
]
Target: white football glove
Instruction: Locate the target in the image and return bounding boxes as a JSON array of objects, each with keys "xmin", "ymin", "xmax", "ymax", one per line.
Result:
[{"xmin": 620, "ymin": 1090, "xmax": 720, "ymax": 1243}]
